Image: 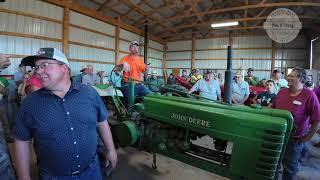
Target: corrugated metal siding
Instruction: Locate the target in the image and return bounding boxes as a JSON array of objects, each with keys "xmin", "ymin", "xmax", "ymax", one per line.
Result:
[
  {"xmin": 167, "ymin": 52, "xmax": 191, "ymax": 60},
  {"xmin": 69, "ymin": 44, "xmax": 114, "ymax": 63},
  {"xmin": 167, "ymin": 61, "xmax": 191, "ymax": 69},
  {"xmin": 233, "ymin": 36, "xmax": 272, "ymax": 48},
  {"xmin": 195, "ymin": 61, "xmax": 227, "ymax": 69},
  {"xmin": 195, "ymin": 50, "xmax": 227, "ymax": 59},
  {"xmin": 70, "ymin": 11, "xmax": 115, "ymax": 35},
  {"xmin": 119, "ymin": 40, "xmax": 130, "ymax": 52},
  {"xmin": 275, "ymin": 35, "xmax": 307, "ymax": 48},
  {"xmin": 0, "ymin": 12, "xmax": 62, "ymax": 39},
  {"xmin": 1, "ymin": 0, "xmax": 63, "ymax": 20},
  {"xmin": 196, "ymin": 38, "xmax": 228, "ymax": 49},
  {"xmin": 167, "ymin": 41, "xmax": 192, "ymax": 51},
  {"xmin": 120, "ymin": 29, "xmax": 144, "ymax": 44},
  {"xmin": 233, "ymin": 49, "xmax": 272, "ymax": 59},
  {"xmin": 0, "ymin": 36, "xmax": 62, "ymax": 75},
  {"xmin": 69, "ymin": 27, "xmax": 115, "ymax": 49},
  {"xmin": 312, "ymin": 39, "xmax": 320, "ymax": 70},
  {"xmin": 149, "ymin": 40, "xmax": 163, "ymax": 50}
]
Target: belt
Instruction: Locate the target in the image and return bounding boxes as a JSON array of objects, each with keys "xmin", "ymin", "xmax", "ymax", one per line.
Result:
[
  {"xmin": 66, "ymin": 154, "xmax": 98, "ymax": 177},
  {"xmin": 71, "ymin": 170, "xmax": 80, "ymax": 177}
]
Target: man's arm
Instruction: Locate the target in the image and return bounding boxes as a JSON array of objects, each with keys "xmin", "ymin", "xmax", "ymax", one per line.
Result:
[
  {"xmin": 14, "ymin": 139, "xmax": 31, "ymax": 180},
  {"xmin": 0, "ymin": 85, "xmax": 7, "ymax": 95},
  {"xmin": 295, "ymin": 121, "xmax": 320, "ymax": 143},
  {"xmin": 240, "ymin": 94, "xmax": 249, "ymax": 104},
  {"xmin": 97, "ymin": 121, "xmax": 117, "ymax": 168}
]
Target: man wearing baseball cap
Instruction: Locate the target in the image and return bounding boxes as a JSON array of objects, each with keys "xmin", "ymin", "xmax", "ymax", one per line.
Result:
[
  {"xmin": 116, "ymin": 41, "xmax": 151, "ymax": 107},
  {"xmin": 244, "ymin": 68, "xmax": 259, "ymax": 86},
  {"xmin": 146, "ymin": 70, "xmax": 164, "ymax": 92},
  {"xmin": 14, "ymin": 48, "xmax": 117, "ymax": 179},
  {"xmin": 72, "ymin": 65, "xmax": 88, "ymax": 84},
  {"xmin": 232, "ymin": 71, "xmax": 250, "ymax": 104}
]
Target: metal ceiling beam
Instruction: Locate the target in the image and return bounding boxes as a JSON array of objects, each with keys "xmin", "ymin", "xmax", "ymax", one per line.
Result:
[
  {"xmin": 120, "ymin": 0, "xmax": 146, "ymax": 20},
  {"xmin": 164, "ymin": 15, "xmax": 317, "ymax": 32},
  {"xmin": 166, "ymin": 2, "xmax": 320, "ymax": 22},
  {"xmin": 118, "ymin": 0, "xmax": 177, "ymax": 33}
]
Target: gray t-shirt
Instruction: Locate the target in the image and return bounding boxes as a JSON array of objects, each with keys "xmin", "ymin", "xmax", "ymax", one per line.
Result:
[
  {"xmin": 232, "ymin": 81, "xmax": 250, "ymax": 102},
  {"xmin": 82, "ymin": 74, "xmax": 100, "ymax": 86}
]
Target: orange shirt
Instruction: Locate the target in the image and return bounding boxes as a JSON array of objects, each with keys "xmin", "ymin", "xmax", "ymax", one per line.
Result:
[{"xmin": 117, "ymin": 54, "xmax": 145, "ymax": 82}]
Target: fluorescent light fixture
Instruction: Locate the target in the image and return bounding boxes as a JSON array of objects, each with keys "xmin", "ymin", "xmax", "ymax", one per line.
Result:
[{"xmin": 211, "ymin": 21, "xmax": 239, "ymax": 28}]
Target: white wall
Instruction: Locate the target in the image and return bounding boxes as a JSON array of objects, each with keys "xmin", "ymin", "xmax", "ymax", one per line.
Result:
[
  {"xmin": 166, "ymin": 35, "xmax": 308, "ymax": 80},
  {"xmin": 0, "ymin": 0, "xmax": 63, "ymax": 75},
  {"xmin": 0, "ymin": 0, "xmax": 164, "ymax": 78}
]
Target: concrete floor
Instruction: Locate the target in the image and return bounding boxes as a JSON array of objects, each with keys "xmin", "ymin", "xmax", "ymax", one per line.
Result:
[
  {"xmin": 7, "ymin": 143, "xmax": 228, "ymax": 180},
  {"xmin": 108, "ymin": 147, "xmax": 228, "ymax": 180}
]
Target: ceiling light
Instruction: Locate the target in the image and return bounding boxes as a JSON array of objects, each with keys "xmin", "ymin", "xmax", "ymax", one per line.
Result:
[{"xmin": 211, "ymin": 21, "xmax": 239, "ymax": 28}]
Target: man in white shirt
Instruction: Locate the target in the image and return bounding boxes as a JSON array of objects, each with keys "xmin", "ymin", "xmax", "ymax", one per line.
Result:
[
  {"xmin": 82, "ymin": 65, "xmax": 102, "ymax": 86},
  {"xmin": 189, "ymin": 71, "xmax": 221, "ymax": 101}
]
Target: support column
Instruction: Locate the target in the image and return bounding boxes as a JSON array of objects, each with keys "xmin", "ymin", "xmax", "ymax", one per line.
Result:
[
  {"xmin": 191, "ymin": 33, "xmax": 195, "ymax": 70},
  {"xmin": 271, "ymin": 40, "xmax": 276, "ymax": 76},
  {"xmin": 62, "ymin": 6, "xmax": 70, "ymax": 56},
  {"xmin": 115, "ymin": 17, "xmax": 120, "ymax": 63},
  {"xmin": 162, "ymin": 43, "xmax": 168, "ymax": 83}
]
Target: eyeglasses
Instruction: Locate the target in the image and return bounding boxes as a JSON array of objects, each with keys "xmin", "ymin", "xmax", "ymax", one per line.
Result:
[{"xmin": 34, "ymin": 62, "xmax": 61, "ymax": 71}]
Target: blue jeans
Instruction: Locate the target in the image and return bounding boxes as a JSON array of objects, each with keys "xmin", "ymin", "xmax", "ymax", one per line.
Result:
[
  {"xmin": 119, "ymin": 83, "xmax": 151, "ymax": 108},
  {"xmin": 282, "ymin": 137, "xmax": 305, "ymax": 180},
  {"xmin": 39, "ymin": 156, "xmax": 102, "ymax": 180}
]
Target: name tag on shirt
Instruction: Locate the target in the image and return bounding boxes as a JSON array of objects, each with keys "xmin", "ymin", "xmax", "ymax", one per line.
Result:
[{"xmin": 293, "ymin": 100, "xmax": 302, "ymax": 105}]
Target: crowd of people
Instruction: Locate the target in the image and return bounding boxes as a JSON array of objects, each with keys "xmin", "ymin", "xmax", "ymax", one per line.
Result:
[{"xmin": 0, "ymin": 40, "xmax": 320, "ymax": 180}]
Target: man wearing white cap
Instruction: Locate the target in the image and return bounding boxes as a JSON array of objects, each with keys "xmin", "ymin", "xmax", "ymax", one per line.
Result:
[
  {"xmin": 73, "ymin": 65, "xmax": 88, "ymax": 84},
  {"xmin": 117, "ymin": 41, "xmax": 151, "ymax": 105},
  {"xmin": 82, "ymin": 64, "xmax": 102, "ymax": 86},
  {"xmin": 14, "ymin": 48, "xmax": 117, "ymax": 179},
  {"xmin": 232, "ymin": 72, "xmax": 250, "ymax": 104},
  {"xmin": 146, "ymin": 70, "xmax": 164, "ymax": 92}
]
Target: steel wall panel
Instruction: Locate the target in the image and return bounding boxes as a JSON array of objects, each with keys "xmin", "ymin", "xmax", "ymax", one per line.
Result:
[
  {"xmin": 120, "ymin": 29, "xmax": 144, "ymax": 44},
  {"xmin": 253, "ymin": 71, "xmax": 271, "ymax": 80},
  {"xmin": 149, "ymin": 49, "xmax": 163, "ymax": 59},
  {"xmin": 167, "ymin": 52, "xmax": 191, "ymax": 60},
  {"xmin": 233, "ymin": 36, "xmax": 272, "ymax": 48},
  {"xmin": 70, "ymin": 11, "xmax": 115, "ymax": 35},
  {"xmin": 119, "ymin": 40, "xmax": 131, "ymax": 52},
  {"xmin": 69, "ymin": 44, "xmax": 115, "ymax": 63},
  {"xmin": 148, "ymin": 59, "xmax": 162, "ymax": 68},
  {"xmin": 149, "ymin": 40, "xmax": 163, "ymax": 50},
  {"xmin": 0, "ymin": 35, "xmax": 62, "ymax": 55},
  {"xmin": 195, "ymin": 60, "xmax": 227, "ymax": 69},
  {"xmin": 275, "ymin": 35, "xmax": 307, "ymax": 48},
  {"xmin": 167, "ymin": 61, "xmax": 191, "ymax": 68},
  {"xmin": 312, "ymin": 39, "xmax": 320, "ymax": 69},
  {"xmin": 233, "ymin": 49, "xmax": 272, "ymax": 59},
  {"xmin": 195, "ymin": 50, "xmax": 227, "ymax": 59},
  {"xmin": 0, "ymin": 12, "xmax": 62, "ymax": 38},
  {"xmin": 69, "ymin": 27, "xmax": 115, "ymax": 49},
  {"xmin": 196, "ymin": 38, "xmax": 228, "ymax": 49},
  {"xmin": 1, "ymin": 0, "xmax": 63, "ymax": 20},
  {"xmin": 233, "ymin": 60, "xmax": 272, "ymax": 70},
  {"xmin": 275, "ymin": 49, "xmax": 307, "ymax": 60},
  {"xmin": 167, "ymin": 41, "xmax": 192, "ymax": 51}
]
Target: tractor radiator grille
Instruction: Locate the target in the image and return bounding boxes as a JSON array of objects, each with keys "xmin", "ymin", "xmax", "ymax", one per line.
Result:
[{"xmin": 255, "ymin": 129, "xmax": 285, "ymax": 179}]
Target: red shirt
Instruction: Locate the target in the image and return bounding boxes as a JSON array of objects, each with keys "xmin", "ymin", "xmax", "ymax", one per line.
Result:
[{"xmin": 273, "ymin": 88, "xmax": 320, "ymax": 136}]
